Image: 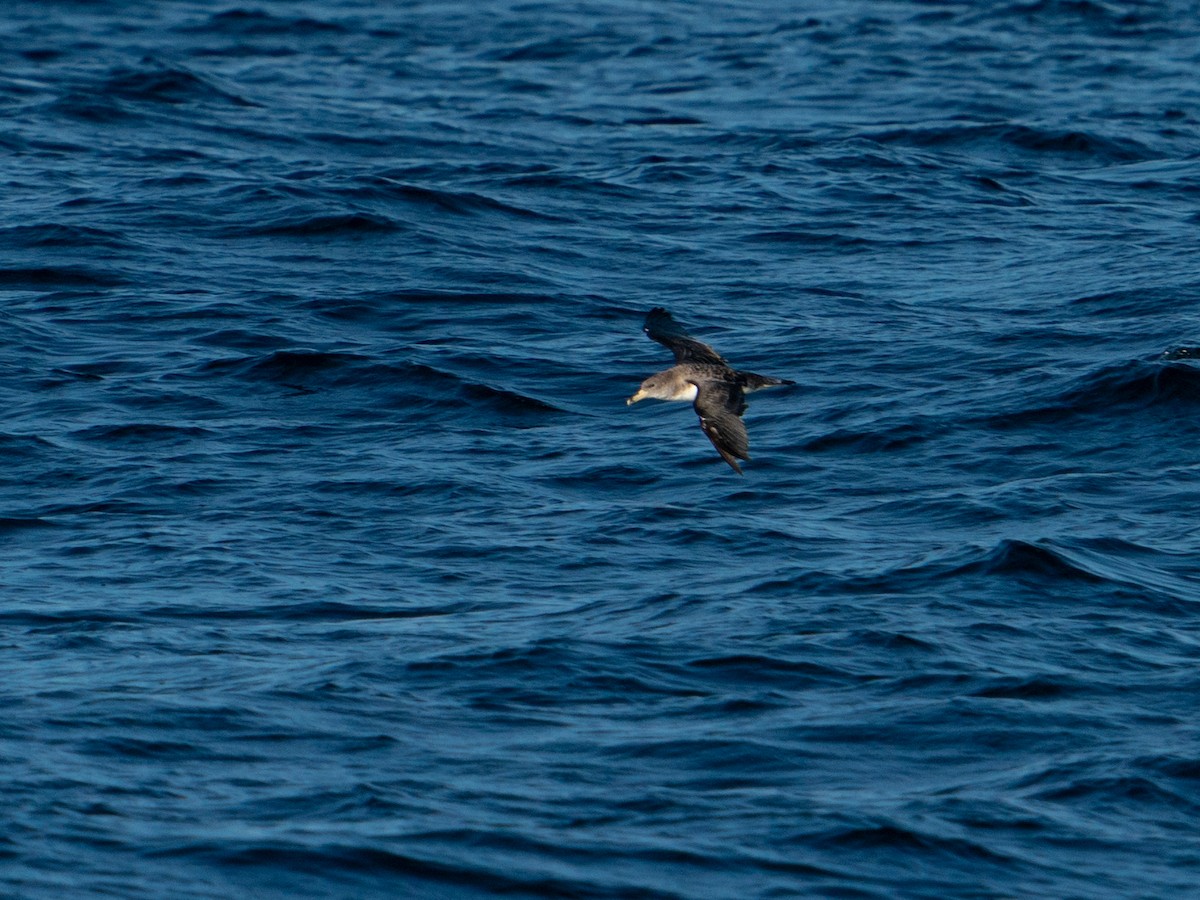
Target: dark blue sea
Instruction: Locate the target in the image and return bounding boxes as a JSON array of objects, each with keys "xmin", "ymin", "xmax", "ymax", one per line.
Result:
[{"xmin": 4, "ymin": 1, "xmax": 1200, "ymax": 897}]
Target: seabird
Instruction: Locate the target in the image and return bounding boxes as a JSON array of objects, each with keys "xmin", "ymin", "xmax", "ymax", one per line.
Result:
[{"xmin": 627, "ymin": 307, "xmax": 794, "ymax": 474}]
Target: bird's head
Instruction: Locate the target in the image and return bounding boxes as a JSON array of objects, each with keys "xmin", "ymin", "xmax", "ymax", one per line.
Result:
[{"xmin": 627, "ymin": 372, "xmax": 674, "ymax": 405}]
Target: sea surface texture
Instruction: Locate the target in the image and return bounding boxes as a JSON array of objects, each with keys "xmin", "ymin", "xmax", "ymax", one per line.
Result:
[{"xmin": 4, "ymin": 1, "xmax": 1200, "ymax": 897}]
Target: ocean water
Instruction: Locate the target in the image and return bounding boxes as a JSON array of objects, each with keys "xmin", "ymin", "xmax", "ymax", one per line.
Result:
[{"xmin": 4, "ymin": 1, "xmax": 1200, "ymax": 897}]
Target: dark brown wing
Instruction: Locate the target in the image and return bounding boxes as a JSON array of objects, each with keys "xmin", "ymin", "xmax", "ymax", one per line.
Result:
[
  {"xmin": 693, "ymin": 380, "xmax": 749, "ymax": 474},
  {"xmin": 643, "ymin": 308, "xmax": 726, "ymax": 365}
]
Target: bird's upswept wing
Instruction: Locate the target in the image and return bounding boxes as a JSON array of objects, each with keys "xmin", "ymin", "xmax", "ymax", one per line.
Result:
[
  {"xmin": 692, "ymin": 380, "xmax": 749, "ymax": 474},
  {"xmin": 643, "ymin": 307, "xmax": 726, "ymax": 365}
]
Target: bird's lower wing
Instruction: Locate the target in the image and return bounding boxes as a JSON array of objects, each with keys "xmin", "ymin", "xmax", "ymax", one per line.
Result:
[{"xmin": 693, "ymin": 381, "xmax": 749, "ymax": 474}]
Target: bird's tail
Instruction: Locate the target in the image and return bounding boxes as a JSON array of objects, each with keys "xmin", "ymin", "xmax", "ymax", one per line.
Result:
[{"xmin": 740, "ymin": 372, "xmax": 795, "ymax": 391}]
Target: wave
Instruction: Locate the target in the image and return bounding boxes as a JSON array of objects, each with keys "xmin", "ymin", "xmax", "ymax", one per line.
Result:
[
  {"xmin": 969, "ymin": 0, "xmax": 1170, "ymax": 36},
  {"xmin": 548, "ymin": 463, "xmax": 666, "ymax": 490},
  {"xmin": 501, "ymin": 171, "xmax": 639, "ymax": 198},
  {"xmin": 0, "ymin": 223, "xmax": 135, "ymax": 250},
  {"xmin": 81, "ymin": 737, "xmax": 201, "ymax": 760},
  {"xmin": 686, "ymin": 654, "xmax": 850, "ymax": 687},
  {"xmin": 743, "ymin": 230, "xmax": 875, "ymax": 248},
  {"xmin": 46, "ymin": 90, "xmax": 129, "ymax": 123},
  {"xmin": 1067, "ymin": 286, "xmax": 1192, "ymax": 316},
  {"xmin": 989, "ymin": 538, "xmax": 1200, "ymax": 607},
  {"xmin": 488, "ymin": 32, "xmax": 623, "ymax": 63},
  {"xmin": 776, "ymin": 537, "xmax": 1200, "ymax": 606},
  {"xmin": 802, "ymin": 421, "xmax": 932, "ymax": 453},
  {"xmin": 0, "ymin": 600, "xmax": 470, "ymax": 627},
  {"xmin": 459, "ymin": 380, "xmax": 563, "ymax": 414},
  {"xmin": 195, "ymin": 349, "xmax": 371, "ymax": 383},
  {"xmin": 229, "ymin": 212, "xmax": 401, "ymax": 238},
  {"xmin": 624, "ymin": 114, "xmax": 705, "ymax": 126},
  {"xmin": 340, "ymin": 178, "xmax": 564, "ymax": 221},
  {"xmin": 0, "ymin": 266, "xmax": 127, "ymax": 289},
  {"xmin": 810, "ymin": 821, "xmax": 1011, "ymax": 863},
  {"xmin": 1028, "ymin": 772, "xmax": 1197, "ymax": 812},
  {"xmin": 394, "ymin": 362, "xmax": 568, "ymax": 418},
  {"xmin": 182, "ymin": 351, "xmax": 565, "ymax": 416},
  {"xmin": 186, "ymin": 8, "xmax": 346, "ymax": 37},
  {"xmin": 952, "ymin": 538, "xmax": 1108, "ymax": 583},
  {"xmin": 0, "ymin": 432, "xmax": 57, "ymax": 460},
  {"xmin": 355, "ymin": 289, "xmax": 559, "ymax": 307},
  {"xmin": 865, "ymin": 122, "xmax": 1154, "ymax": 164},
  {"xmin": 70, "ymin": 423, "xmax": 215, "ymax": 445},
  {"xmin": 0, "ymin": 516, "xmax": 56, "ymax": 532},
  {"xmin": 101, "ymin": 61, "xmax": 257, "ymax": 107},
  {"xmin": 150, "ymin": 840, "xmax": 664, "ymax": 899},
  {"xmin": 193, "ymin": 328, "xmax": 293, "ymax": 351},
  {"xmin": 970, "ymin": 676, "xmax": 1077, "ymax": 699},
  {"xmin": 988, "ymin": 358, "xmax": 1200, "ymax": 425},
  {"xmin": 1141, "ymin": 754, "xmax": 1200, "ymax": 781}
]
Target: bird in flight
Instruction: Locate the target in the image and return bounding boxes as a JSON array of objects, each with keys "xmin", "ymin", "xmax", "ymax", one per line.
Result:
[{"xmin": 627, "ymin": 307, "xmax": 793, "ymax": 474}]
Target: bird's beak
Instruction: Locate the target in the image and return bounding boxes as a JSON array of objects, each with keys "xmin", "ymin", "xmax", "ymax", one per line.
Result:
[{"xmin": 626, "ymin": 389, "xmax": 646, "ymax": 406}]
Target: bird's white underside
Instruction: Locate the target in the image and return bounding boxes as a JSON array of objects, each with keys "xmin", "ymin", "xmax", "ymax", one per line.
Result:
[{"xmin": 669, "ymin": 382, "xmax": 699, "ymax": 402}]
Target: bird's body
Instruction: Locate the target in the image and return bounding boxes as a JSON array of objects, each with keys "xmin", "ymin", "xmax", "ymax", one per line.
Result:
[{"xmin": 627, "ymin": 307, "xmax": 793, "ymax": 474}]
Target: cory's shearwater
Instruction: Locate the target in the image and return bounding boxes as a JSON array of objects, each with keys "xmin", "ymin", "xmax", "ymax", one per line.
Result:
[{"xmin": 627, "ymin": 307, "xmax": 793, "ymax": 474}]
